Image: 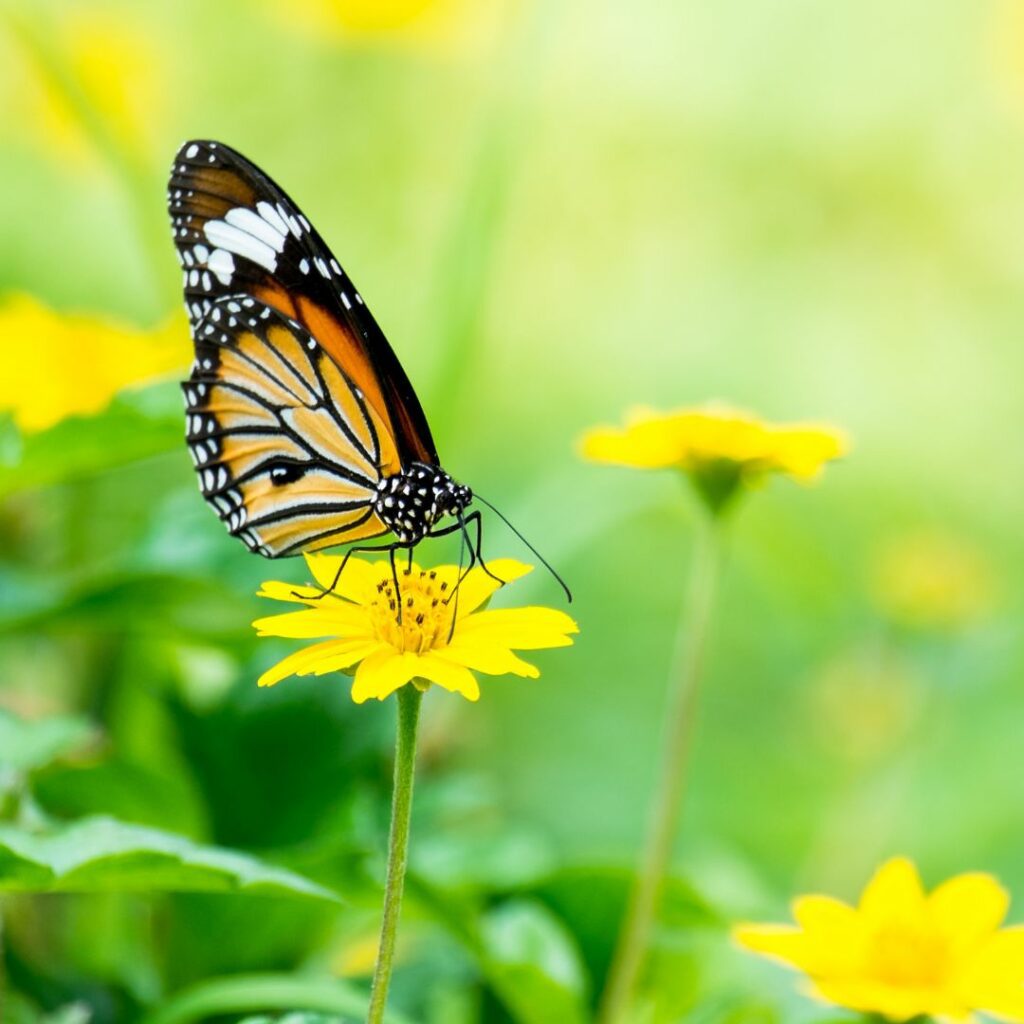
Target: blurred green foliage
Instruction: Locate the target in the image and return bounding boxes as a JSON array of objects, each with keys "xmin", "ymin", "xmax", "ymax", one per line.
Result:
[{"xmin": 1, "ymin": 0, "xmax": 1023, "ymax": 1021}]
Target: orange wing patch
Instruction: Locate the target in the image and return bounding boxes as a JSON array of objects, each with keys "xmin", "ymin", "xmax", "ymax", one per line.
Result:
[
  {"xmin": 252, "ymin": 508, "xmax": 386, "ymax": 555},
  {"xmin": 184, "ymin": 297, "xmax": 396, "ymax": 558},
  {"xmin": 296, "ymin": 297, "xmax": 398, "ymax": 447}
]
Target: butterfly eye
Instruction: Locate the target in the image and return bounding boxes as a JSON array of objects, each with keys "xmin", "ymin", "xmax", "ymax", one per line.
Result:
[{"xmin": 269, "ymin": 461, "xmax": 309, "ymax": 485}]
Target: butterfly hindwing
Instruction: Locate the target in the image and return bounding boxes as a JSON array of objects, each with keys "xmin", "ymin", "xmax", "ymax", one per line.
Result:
[
  {"xmin": 168, "ymin": 139, "xmax": 438, "ymax": 470},
  {"xmin": 183, "ymin": 296, "xmax": 394, "ymax": 557}
]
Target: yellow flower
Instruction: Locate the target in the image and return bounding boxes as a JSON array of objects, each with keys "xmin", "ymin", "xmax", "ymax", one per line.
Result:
[
  {"xmin": 735, "ymin": 858, "xmax": 1024, "ymax": 1023},
  {"xmin": 580, "ymin": 405, "xmax": 847, "ymax": 513},
  {"xmin": 3, "ymin": 10, "xmax": 169, "ymax": 166},
  {"xmin": 253, "ymin": 555, "xmax": 578, "ymax": 703},
  {"xmin": 0, "ymin": 294, "xmax": 185, "ymax": 433},
  {"xmin": 871, "ymin": 530, "xmax": 996, "ymax": 631},
  {"xmin": 267, "ymin": 0, "xmax": 514, "ymax": 54}
]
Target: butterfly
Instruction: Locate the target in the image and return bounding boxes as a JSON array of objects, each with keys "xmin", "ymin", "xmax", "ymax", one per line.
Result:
[{"xmin": 167, "ymin": 139, "xmax": 568, "ymax": 599}]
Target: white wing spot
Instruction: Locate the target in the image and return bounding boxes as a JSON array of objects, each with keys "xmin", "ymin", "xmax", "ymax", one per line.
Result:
[
  {"xmin": 257, "ymin": 201, "xmax": 289, "ymax": 235},
  {"xmin": 204, "ymin": 220, "xmax": 278, "ymax": 273},
  {"xmin": 225, "ymin": 206, "xmax": 288, "ymax": 252},
  {"xmin": 185, "ymin": 144, "xmax": 199, "ymax": 158},
  {"xmin": 208, "ymin": 248, "xmax": 236, "ymax": 286}
]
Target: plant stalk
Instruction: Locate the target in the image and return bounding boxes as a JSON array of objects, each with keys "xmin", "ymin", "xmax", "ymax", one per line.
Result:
[
  {"xmin": 367, "ymin": 684, "xmax": 423, "ymax": 1024},
  {"xmin": 599, "ymin": 513, "xmax": 722, "ymax": 1024}
]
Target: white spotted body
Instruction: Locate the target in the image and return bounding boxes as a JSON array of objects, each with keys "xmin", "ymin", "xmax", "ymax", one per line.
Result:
[{"xmin": 373, "ymin": 464, "xmax": 472, "ymax": 545}]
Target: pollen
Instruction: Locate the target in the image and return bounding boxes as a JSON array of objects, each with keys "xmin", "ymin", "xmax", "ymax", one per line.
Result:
[{"xmin": 367, "ymin": 570, "xmax": 452, "ymax": 654}]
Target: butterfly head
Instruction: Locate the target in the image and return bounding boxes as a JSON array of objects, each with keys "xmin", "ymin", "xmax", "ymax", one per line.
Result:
[{"xmin": 374, "ymin": 463, "xmax": 472, "ymax": 545}]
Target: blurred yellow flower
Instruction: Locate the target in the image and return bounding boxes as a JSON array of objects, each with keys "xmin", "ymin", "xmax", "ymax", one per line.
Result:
[
  {"xmin": 270, "ymin": 0, "xmax": 514, "ymax": 53},
  {"xmin": 4, "ymin": 10, "xmax": 169, "ymax": 165},
  {"xmin": 580, "ymin": 405, "xmax": 847, "ymax": 513},
  {"xmin": 871, "ymin": 530, "xmax": 996, "ymax": 631},
  {"xmin": 735, "ymin": 858, "xmax": 1024, "ymax": 1023},
  {"xmin": 253, "ymin": 555, "xmax": 577, "ymax": 702},
  {"xmin": 0, "ymin": 294, "xmax": 185, "ymax": 433}
]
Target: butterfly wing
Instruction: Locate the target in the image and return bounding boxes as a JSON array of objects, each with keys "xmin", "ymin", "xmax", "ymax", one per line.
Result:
[
  {"xmin": 184, "ymin": 296, "xmax": 396, "ymax": 557},
  {"xmin": 168, "ymin": 138, "xmax": 438, "ymax": 471}
]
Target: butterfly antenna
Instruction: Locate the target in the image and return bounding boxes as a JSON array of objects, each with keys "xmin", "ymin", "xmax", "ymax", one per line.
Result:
[{"xmin": 473, "ymin": 492, "xmax": 572, "ymax": 603}]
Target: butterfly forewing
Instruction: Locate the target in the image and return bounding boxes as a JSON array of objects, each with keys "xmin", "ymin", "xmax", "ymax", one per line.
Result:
[
  {"xmin": 183, "ymin": 296, "xmax": 393, "ymax": 557},
  {"xmin": 168, "ymin": 138, "xmax": 438, "ymax": 470}
]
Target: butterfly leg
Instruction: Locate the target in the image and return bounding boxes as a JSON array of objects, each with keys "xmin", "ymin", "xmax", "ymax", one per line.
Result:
[
  {"xmin": 297, "ymin": 541, "xmax": 406, "ymax": 602},
  {"xmin": 464, "ymin": 509, "xmax": 505, "ymax": 587}
]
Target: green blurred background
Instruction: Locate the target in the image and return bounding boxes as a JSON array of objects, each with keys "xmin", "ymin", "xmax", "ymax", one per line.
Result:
[{"xmin": 1, "ymin": 0, "xmax": 1022, "ymax": 1021}]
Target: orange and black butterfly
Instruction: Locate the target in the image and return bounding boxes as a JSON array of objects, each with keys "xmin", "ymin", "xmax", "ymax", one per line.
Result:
[{"xmin": 167, "ymin": 139, "xmax": 567, "ymax": 597}]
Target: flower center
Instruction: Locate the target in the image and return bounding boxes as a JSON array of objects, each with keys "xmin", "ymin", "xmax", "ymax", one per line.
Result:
[
  {"xmin": 866, "ymin": 924, "xmax": 949, "ymax": 987},
  {"xmin": 367, "ymin": 568, "xmax": 453, "ymax": 654}
]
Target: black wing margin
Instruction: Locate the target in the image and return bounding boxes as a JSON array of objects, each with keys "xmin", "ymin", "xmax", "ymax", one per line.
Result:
[{"xmin": 168, "ymin": 138, "xmax": 439, "ymax": 467}]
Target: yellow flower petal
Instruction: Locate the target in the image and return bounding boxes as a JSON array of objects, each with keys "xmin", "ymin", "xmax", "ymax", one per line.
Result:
[
  {"xmin": 449, "ymin": 559, "xmax": 533, "ymax": 618},
  {"xmin": 958, "ymin": 926, "xmax": 1024, "ymax": 1008},
  {"xmin": 0, "ymin": 295, "xmax": 184, "ymax": 432},
  {"xmin": 733, "ymin": 924, "xmax": 817, "ymax": 970},
  {"xmin": 351, "ymin": 648, "xmax": 421, "ymax": 703},
  {"xmin": 793, "ymin": 894, "xmax": 859, "ymax": 936},
  {"xmin": 252, "ymin": 605, "xmax": 372, "ymax": 639},
  {"xmin": 791, "ymin": 895, "xmax": 865, "ymax": 974},
  {"xmin": 257, "ymin": 639, "xmax": 382, "ymax": 687},
  {"xmin": 256, "ymin": 580, "xmax": 325, "ymax": 604},
  {"xmin": 436, "ymin": 644, "xmax": 540, "ymax": 679},
  {"xmin": 453, "ymin": 606, "xmax": 579, "ymax": 649},
  {"xmin": 769, "ymin": 426, "xmax": 849, "ymax": 480},
  {"xmin": 415, "ymin": 653, "xmax": 480, "ymax": 700},
  {"xmin": 859, "ymin": 858, "xmax": 927, "ymax": 925},
  {"xmin": 304, "ymin": 552, "xmax": 382, "ymax": 603},
  {"xmin": 928, "ymin": 873, "xmax": 1009, "ymax": 951},
  {"xmin": 811, "ymin": 978, "xmax": 966, "ymax": 1022},
  {"xmin": 579, "ymin": 421, "xmax": 683, "ymax": 469},
  {"xmin": 974, "ymin": 925, "xmax": 1024, "ymax": 975}
]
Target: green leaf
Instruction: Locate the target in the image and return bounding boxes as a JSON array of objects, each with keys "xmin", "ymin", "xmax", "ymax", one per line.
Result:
[
  {"xmin": 235, "ymin": 1016, "xmax": 348, "ymax": 1024},
  {"xmin": 0, "ymin": 708, "xmax": 94, "ymax": 773},
  {"xmin": 480, "ymin": 899, "xmax": 589, "ymax": 1024},
  {"xmin": 0, "ymin": 387, "xmax": 182, "ymax": 495},
  {"xmin": 535, "ymin": 863, "xmax": 718, "ymax": 991},
  {"xmin": 0, "ymin": 816, "xmax": 340, "ymax": 900},
  {"xmin": 138, "ymin": 975, "xmax": 414, "ymax": 1024}
]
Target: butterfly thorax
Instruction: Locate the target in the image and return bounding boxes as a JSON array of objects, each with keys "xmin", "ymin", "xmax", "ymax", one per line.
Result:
[{"xmin": 374, "ymin": 463, "xmax": 472, "ymax": 545}]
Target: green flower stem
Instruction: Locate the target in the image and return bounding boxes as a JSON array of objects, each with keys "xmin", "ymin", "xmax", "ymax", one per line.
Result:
[
  {"xmin": 367, "ymin": 684, "xmax": 423, "ymax": 1024},
  {"xmin": 599, "ymin": 512, "xmax": 723, "ymax": 1024}
]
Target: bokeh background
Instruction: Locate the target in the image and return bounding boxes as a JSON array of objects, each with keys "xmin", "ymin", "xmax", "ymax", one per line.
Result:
[{"xmin": 1, "ymin": 1, "xmax": 1023, "ymax": 1021}]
